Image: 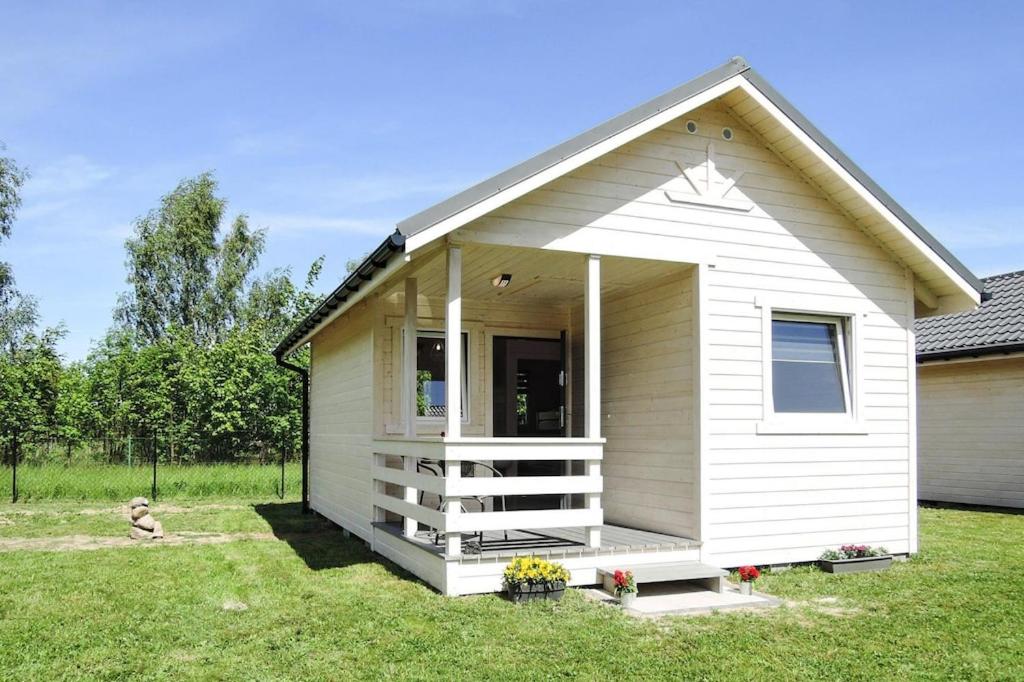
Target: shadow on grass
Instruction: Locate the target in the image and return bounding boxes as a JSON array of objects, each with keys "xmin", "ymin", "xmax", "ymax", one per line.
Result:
[
  {"xmin": 920, "ymin": 500, "xmax": 1024, "ymax": 516},
  {"xmin": 253, "ymin": 502, "xmax": 425, "ymax": 589},
  {"xmin": 253, "ymin": 502, "xmax": 375, "ymax": 570}
]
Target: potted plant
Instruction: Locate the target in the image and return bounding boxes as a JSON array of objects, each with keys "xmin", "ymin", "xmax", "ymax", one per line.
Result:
[
  {"xmin": 737, "ymin": 565, "xmax": 760, "ymax": 595},
  {"xmin": 818, "ymin": 544, "xmax": 892, "ymax": 574},
  {"xmin": 612, "ymin": 569, "xmax": 638, "ymax": 608},
  {"xmin": 502, "ymin": 556, "xmax": 571, "ymax": 603}
]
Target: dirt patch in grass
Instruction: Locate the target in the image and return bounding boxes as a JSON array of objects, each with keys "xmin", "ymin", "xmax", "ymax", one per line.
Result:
[
  {"xmin": 0, "ymin": 531, "xmax": 276, "ymax": 552},
  {"xmin": 0, "ymin": 502, "xmax": 250, "ymax": 518},
  {"xmin": 150, "ymin": 503, "xmax": 250, "ymax": 514},
  {"xmin": 768, "ymin": 597, "xmax": 864, "ymax": 626}
]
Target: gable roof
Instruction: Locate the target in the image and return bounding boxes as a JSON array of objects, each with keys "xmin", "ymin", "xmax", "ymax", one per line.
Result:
[
  {"xmin": 397, "ymin": 57, "xmax": 982, "ymax": 296},
  {"xmin": 397, "ymin": 58, "xmax": 748, "ymax": 238},
  {"xmin": 917, "ymin": 270, "xmax": 1024, "ymax": 360},
  {"xmin": 275, "ymin": 57, "xmax": 983, "ymax": 358}
]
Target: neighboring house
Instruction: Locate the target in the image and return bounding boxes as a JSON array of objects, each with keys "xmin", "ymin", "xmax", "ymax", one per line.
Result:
[
  {"xmin": 274, "ymin": 57, "xmax": 982, "ymax": 596},
  {"xmin": 916, "ymin": 271, "xmax": 1023, "ymax": 508}
]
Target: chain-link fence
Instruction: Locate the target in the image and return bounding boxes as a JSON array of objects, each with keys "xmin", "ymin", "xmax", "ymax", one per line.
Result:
[{"xmin": 5, "ymin": 437, "xmax": 301, "ymax": 502}]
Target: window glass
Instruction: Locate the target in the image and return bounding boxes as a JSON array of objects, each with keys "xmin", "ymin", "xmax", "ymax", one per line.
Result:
[
  {"xmin": 771, "ymin": 318, "xmax": 847, "ymax": 413},
  {"xmin": 415, "ymin": 333, "xmax": 467, "ymax": 418}
]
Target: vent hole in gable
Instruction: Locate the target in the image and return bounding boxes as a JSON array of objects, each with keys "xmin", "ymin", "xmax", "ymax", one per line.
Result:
[{"xmin": 685, "ymin": 120, "xmax": 698, "ymax": 134}]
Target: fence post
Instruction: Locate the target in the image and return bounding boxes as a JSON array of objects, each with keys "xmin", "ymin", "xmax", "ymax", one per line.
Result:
[
  {"xmin": 151, "ymin": 441, "xmax": 157, "ymax": 501},
  {"xmin": 11, "ymin": 436, "xmax": 17, "ymax": 503},
  {"xmin": 279, "ymin": 448, "xmax": 286, "ymax": 500},
  {"xmin": 127, "ymin": 434, "xmax": 132, "ymax": 468}
]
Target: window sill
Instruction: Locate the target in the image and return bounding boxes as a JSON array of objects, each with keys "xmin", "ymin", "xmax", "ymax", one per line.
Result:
[{"xmin": 756, "ymin": 420, "xmax": 868, "ymax": 435}]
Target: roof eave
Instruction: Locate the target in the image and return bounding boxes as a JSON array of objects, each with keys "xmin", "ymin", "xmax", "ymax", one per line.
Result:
[
  {"xmin": 917, "ymin": 342, "xmax": 1024, "ymax": 363},
  {"xmin": 396, "ymin": 58, "xmax": 982, "ymax": 299},
  {"xmin": 272, "ymin": 230, "xmax": 406, "ymax": 358}
]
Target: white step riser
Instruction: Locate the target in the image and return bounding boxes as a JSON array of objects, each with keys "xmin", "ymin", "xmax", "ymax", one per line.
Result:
[{"xmin": 598, "ymin": 561, "xmax": 728, "ymax": 594}]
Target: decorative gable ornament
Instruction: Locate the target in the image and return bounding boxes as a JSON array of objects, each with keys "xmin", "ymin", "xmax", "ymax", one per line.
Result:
[{"xmin": 664, "ymin": 142, "xmax": 753, "ymax": 212}]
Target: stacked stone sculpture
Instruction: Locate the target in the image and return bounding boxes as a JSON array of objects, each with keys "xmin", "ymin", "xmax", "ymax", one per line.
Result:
[{"xmin": 128, "ymin": 497, "xmax": 164, "ymax": 540}]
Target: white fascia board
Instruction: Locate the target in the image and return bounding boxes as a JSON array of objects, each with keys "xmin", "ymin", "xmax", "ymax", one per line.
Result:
[
  {"xmin": 403, "ymin": 76, "xmax": 747, "ymax": 255},
  {"xmin": 734, "ymin": 80, "xmax": 980, "ymax": 307}
]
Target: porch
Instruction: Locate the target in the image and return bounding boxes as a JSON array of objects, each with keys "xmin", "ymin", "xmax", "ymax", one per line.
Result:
[
  {"xmin": 371, "ymin": 436, "xmax": 607, "ymax": 557},
  {"xmin": 367, "ymin": 242, "xmax": 700, "ymax": 593}
]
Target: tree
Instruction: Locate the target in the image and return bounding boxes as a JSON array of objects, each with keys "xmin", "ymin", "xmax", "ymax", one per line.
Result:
[
  {"xmin": 0, "ymin": 142, "xmax": 27, "ymax": 241},
  {"xmin": 0, "ymin": 144, "xmax": 34, "ymax": 356},
  {"xmin": 0, "ymin": 167, "xmax": 322, "ymax": 467},
  {"xmin": 241, "ymin": 256, "xmax": 325, "ymax": 347},
  {"xmin": 118, "ymin": 173, "xmax": 265, "ymax": 346},
  {"xmin": 0, "ymin": 290, "xmax": 39, "ymax": 358},
  {"xmin": 54, "ymin": 362, "xmax": 97, "ymax": 459},
  {"xmin": 0, "ymin": 328, "xmax": 63, "ymax": 465}
]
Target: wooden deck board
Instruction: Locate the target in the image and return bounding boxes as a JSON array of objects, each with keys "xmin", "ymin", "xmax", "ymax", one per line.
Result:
[{"xmin": 373, "ymin": 521, "xmax": 698, "ymax": 561}]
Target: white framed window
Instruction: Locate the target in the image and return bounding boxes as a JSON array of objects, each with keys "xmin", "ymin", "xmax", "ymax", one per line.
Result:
[
  {"xmin": 754, "ymin": 299, "xmax": 866, "ymax": 435},
  {"xmin": 414, "ymin": 331, "xmax": 468, "ymax": 421},
  {"xmin": 770, "ymin": 313, "xmax": 851, "ymax": 415}
]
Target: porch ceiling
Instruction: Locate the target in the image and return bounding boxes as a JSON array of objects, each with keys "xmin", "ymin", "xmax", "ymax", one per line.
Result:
[{"xmin": 406, "ymin": 244, "xmax": 691, "ymax": 305}]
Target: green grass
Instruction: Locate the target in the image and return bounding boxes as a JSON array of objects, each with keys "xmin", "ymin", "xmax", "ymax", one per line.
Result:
[
  {"xmin": 0, "ymin": 501, "xmax": 292, "ymax": 539},
  {"xmin": 0, "ymin": 503, "xmax": 1021, "ymax": 680},
  {"xmin": 2, "ymin": 462, "xmax": 301, "ymax": 501}
]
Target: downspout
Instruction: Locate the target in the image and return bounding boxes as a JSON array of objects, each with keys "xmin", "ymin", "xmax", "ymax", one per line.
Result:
[{"xmin": 275, "ymin": 354, "xmax": 310, "ymax": 514}]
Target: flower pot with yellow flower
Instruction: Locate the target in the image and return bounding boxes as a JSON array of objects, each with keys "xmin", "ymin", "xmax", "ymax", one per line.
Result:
[{"xmin": 502, "ymin": 556, "xmax": 571, "ymax": 603}]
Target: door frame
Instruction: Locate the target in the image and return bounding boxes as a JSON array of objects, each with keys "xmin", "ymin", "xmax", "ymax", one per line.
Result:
[{"xmin": 484, "ymin": 327, "xmax": 566, "ymax": 437}]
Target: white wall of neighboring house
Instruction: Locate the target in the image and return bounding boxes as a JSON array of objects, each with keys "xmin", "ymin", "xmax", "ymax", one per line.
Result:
[{"xmin": 918, "ymin": 356, "xmax": 1024, "ymax": 508}]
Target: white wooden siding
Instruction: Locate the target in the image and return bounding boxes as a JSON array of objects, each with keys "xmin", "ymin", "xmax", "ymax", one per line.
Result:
[
  {"xmin": 600, "ymin": 270, "xmax": 696, "ymax": 537},
  {"xmin": 459, "ymin": 100, "xmax": 916, "ymax": 566},
  {"xmin": 918, "ymin": 357, "xmax": 1024, "ymax": 508},
  {"xmin": 308, "ymin": 304, "xmax": 375, "ymax": 541}
]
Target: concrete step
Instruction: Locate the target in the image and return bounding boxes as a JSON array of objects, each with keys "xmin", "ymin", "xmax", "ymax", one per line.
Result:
[{"xmin": 598, "ymin": 561, "xmax": 728, "ymax": 593}]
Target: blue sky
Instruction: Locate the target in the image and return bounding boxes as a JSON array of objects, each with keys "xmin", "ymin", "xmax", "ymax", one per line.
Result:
[{"xmin": 2, "ymin": 1, "xmax": 1023, "ymax": 360}]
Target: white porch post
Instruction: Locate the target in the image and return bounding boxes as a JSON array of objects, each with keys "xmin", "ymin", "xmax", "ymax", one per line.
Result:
[
  {"xmin": 403, "ymin": 277, "xmax": 418, "ymax": 437},
  {"xmin": 584, "ymin": 254, "xmax": 602, "ymax": 548},
  {"xmin": 402, "ymin": 277, "xmax": 418, "ymax": 537},
  {"xmin": 445, "ymin": 245, "xmax": 462, "ymax": 438},
  {"xmin": 444, "ymin": 459, "xmax": 462, "ymax": 556},
  {"xmin": 444, "ymin": 246, "xmax": 463, "ymax": 555}
]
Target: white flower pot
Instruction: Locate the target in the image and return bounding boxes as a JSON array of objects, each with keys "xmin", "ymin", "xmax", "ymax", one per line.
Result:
[
  {"xmin": 739, "ymin": 581, "xmax": 753, "ymax": 596},
  {"xmin": 619, "ymin": 591, "xmax": 637, "ymax": 609}
]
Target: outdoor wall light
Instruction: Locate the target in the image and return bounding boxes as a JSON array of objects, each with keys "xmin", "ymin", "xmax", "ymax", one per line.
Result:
[{"xmin": 492, "ymin": 273, "xmax": 512, "ymax": 288}]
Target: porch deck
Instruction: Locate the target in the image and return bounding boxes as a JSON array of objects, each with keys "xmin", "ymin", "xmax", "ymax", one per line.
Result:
[{"xmin": 374, "ymin": 521, "xmax": 698, "ymax": 561}]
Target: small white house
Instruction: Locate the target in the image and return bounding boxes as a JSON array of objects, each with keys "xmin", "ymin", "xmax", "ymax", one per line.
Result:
[
  {"xmin": 917, "ymin": 270, "xmax": 1023, "ymax": 508},
  {"xmin": 274, "ymin": 57, "xmax": 982, "ymax": 596}
]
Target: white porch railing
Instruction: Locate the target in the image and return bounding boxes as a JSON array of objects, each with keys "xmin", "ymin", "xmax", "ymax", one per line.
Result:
[{"xmin": 372, "ymin": 437, "xmax": 604, "ymax": 556}]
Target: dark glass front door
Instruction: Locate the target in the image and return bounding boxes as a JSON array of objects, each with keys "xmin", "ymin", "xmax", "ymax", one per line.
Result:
[
  {"xmin": 492, "ymin": 337, "xmax": 565, "ymax": 438},
  {"xmin": 492, "ymin": 336, "xmax": 567, "ymax": 510}
]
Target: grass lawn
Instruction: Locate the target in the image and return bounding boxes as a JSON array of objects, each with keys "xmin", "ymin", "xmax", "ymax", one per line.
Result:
[
  {"xmin": 2, "ymin": 462, "xmax": 302, "ymax": 501},
  {"xmin": 0, "ymin": 503, "xmax": 1021, "ymax": 680}
]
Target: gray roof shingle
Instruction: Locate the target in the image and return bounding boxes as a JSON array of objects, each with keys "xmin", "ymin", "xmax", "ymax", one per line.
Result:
[{"xmin": 916, "ymin": 270, "xmax": 1024, "ymax": 359}]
